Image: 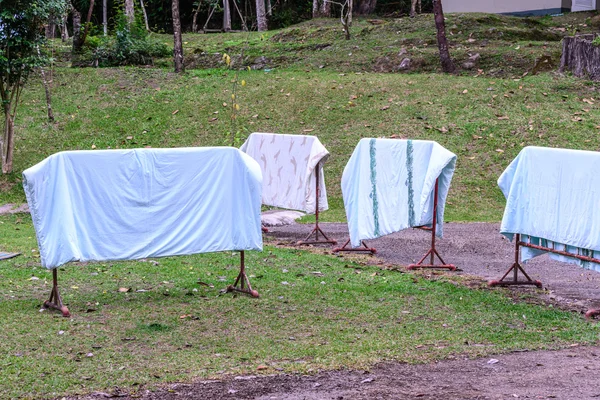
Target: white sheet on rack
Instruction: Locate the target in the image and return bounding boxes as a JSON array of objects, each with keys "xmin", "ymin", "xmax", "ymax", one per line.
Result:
[
  {"xmin": 498, "ymin": 146, "xmax": 600, "ymax": 270},
  {"xmin": 341, "ymin": 138, "xmax": 456, "ymax": 248},
  {"xmin": 240, "ymin": 132, "xmax": 329, "ymax": 213},
  {"xmin": 23, "ymin": 147, "xmax": 263, "ymax": 270}
]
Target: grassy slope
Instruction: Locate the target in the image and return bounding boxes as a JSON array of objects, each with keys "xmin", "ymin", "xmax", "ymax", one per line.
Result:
[
  {"xmin": 5, "ymin": 13, "xmax": 600, "ymax": 221},
  {"xmin": 8, "ymin": 70, "xmax": 600, "ymax": 221}
]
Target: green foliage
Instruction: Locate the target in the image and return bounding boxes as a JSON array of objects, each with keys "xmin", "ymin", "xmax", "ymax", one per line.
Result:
[
  {"xmin": 592, "ymin": 35, "xmax": 600, "ymax": 46},
  {"xmin": 376, "ymin": 0, "xmax": 433, "ymax": 15},
  {"xmin": 0, "ymin": 0, "xmax": 69, "ymax": 98},
  {"xmin": 268, "ymin": 0, "xmax": 313, "ymax": 29},
  {"xmin": 80, "ymin": 16, "xmax": 171, "ymax": 67}
]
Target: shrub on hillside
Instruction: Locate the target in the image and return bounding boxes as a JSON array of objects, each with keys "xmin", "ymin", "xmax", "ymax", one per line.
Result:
[{"xmin": 75, "ymin": 18, "xmax": 170, "ymax": 67}]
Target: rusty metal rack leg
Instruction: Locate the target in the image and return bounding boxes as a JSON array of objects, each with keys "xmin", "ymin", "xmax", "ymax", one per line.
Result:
[
  {"xmin": 226, "ymin": 251, "xmax": 260, "ymax": 298},
  {"xmin": 586, "ymin": 309, "xmax": 600, "ymax": 319},
  {"xmin": 43, "ymin": 269, "xmax": 71, "ymax": 317},
  {"xmin": 297, "ymin": 161, "xmax": 337, "ymax": 246},
  {"xmin": 488, "ymin": 234, "xmax": 542, "ymax": 288},
  {"xmin": 333, "ymin": 238, "xmax": 376, "ymax": 255},
  {"xmin": 408, "ymin": 179, "xmax": 455, "ymax": 271}
]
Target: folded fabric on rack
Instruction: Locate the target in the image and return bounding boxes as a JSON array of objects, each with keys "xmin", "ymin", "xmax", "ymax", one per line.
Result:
[
  {"xmin": 240, "ymin": 132, "xmax": 329, "ymax": 213},
  {"xmin": 342, "ymin": 138, "xmax": 457, "ymax": 248},
  {"xmin": 499, "ymin": 146, "xmax": 600, "ymax": 270},
  {"xmin": 23, "ymin": 147, "xmax": 263, "ymax": 270}
]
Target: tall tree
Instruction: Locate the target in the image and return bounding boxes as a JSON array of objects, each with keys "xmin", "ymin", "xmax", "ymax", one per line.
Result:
[
  {"xmin": 0, "ymin": 0, "xmax": 68, "ymax": 173},
  {"xmin": 410, "ymin": 0, "xmax": 421, "ymax": 17},
  {"xmin": 256, "ymin": 0, "xmax": 267, "ymax": 31},
  {"xmin": 125, "ymin": 0, "xmax": 135, "ymax": 26},
  {"xmin": 70, "ymin": 0, "xmax": 94, "ymax": 53},
  {"xmin": 312, "ymin": 0, "xmax": 319, "ymax": 18},
  {"xmin": 140, "ymin": 0, "xmax": 150, "ymax": 31},
  {"xmin": 320, "ymin": 0, "xmax": 331, "ymax": 17},
  {"xmin": 341, "ymin": 0, "xmax": 353, "ymax": 40},
  {"xmin": 192, "ymin": 0, "xmax": 202, "ymax": 32},
  {"xmin": 223, "ymin": 0, "xmax": 232, "ymax": 32},
  {"xmin": 172, "ymin": 0, "xmax": 184, "ymax": 72},
  {"xmin": 60, "ymin": 13, "xmax": 69, "ymax": 41},
  {"xmin": 432, "ymin": 0, "xmax": 455, "ymax": 73},
  {"xmin": 103, "ymin": 0, "xmax": 108, "ymax": 35},
  {"xmin": 71, "ymin": 1, "xmax": 83, "ymax": 52}
]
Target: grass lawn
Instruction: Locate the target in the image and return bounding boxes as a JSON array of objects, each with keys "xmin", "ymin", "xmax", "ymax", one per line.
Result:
[
  {"xmin": 1, "ymin": 11, "xmax": 600, "ymax": 399},
  {"xmin": 0, "ymin": 214, "xmax": 598, "ymax": 399}
]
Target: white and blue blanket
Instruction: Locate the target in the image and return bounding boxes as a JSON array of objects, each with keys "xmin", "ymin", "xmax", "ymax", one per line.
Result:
[
  {"xmin": 342, "ymin": 138, "xmax": 456, "ymax": 247},
  {"xmin": 499, "ymin": 146, "xmax": 600, "ymax": 271}
]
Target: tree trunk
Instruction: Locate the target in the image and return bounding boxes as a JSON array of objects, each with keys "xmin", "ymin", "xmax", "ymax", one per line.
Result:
[
  {"xmin": 312, "ymin": 0, "xmax": 320, "ymax": 18},
  {"xmin": 71, "ymin": 4, "xmax": 83, "ymax": 52},
  {"xmin": 347, "ymin": 0, "xmax": 353, "ymax": 28},
  {"xmin": 172, "ymin": 0, "xmax": 185, "ymax": 73},
  {"xmin": 46, "ymin": 20, "xmax": 56, "ymax": 39},
  {"xmin": 355, "ymin": 0, "xmax": 376, "ymax": 15},
  {"xmin": 256, "ymin": 0, "xmax": 267, "ymax": 31},
  {"xmin": 342, "ymin": 0, "xmax": 352, "ymax": 40},
  {"xmin": 61, "ymin": 14, "xmax": 69, "ymax": 41},
  {"xmin": 267, "ymin": 0, "xmax": 272, "ymax": 16},
  {"xmin": 103, "ymin": 0, "xmax": 108, "ymax": 35},
  {"xmin": 37, "ymin": 47, "xmax": 54, "ymax": 122},
  {"xmin": 192, "ymin": 2, "xmax": 200, "ymax": 33},
  {"xmin": 560, "ymin": 34, "xmax": 600, "ymax": 80},
  {"xmin": 223, "ymin": 0, "xmax": 232, "ymax": 32},
  {"xmin": 125, "ymin": 0, "xmax": 135, "ymax": 26},
  {"xmin": 2, "ymin": 111, "xmax": 15, "ymax": 174},
  {"xmin": 320, "ymin": 0, "xmax": 331, "ymax": 17},
  {"xmin": 140, "ymin": 0, "xmax": 150, "ymax": 31},
  {"xmin": 79, "ymin": 0, "xmax": 95, "ymax": 49},
  {"xmin": 410, "ymin": 0, "xmax": 421, "ymax": 17},
  {"xmin": 432, "ymin": 0, "xmax": 455, "ymax": 73}
]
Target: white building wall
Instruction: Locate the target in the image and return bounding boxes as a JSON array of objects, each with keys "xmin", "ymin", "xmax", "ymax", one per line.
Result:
[{"xmin": 444, "ymin": 0, "xmax": 563, "ymax": 14}]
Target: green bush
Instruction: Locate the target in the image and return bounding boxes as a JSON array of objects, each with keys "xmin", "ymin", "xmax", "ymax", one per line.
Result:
[{"xmin": 79, "ymin": 16, "xmax": 171, "ymax": 67}]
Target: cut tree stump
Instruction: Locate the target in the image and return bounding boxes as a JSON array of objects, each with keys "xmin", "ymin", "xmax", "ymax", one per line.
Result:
[{"xmin": 559, "ymin": 34, "xmax": 600, "ymax": 80}]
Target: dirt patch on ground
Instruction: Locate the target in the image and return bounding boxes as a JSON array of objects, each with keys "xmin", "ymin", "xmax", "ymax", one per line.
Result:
[
  {"xmin": 65, "ymin": 222, "xmax": 600, "ymax": 400},
  {"xmin": 74, "ymin": 346, "xmax": 600, "ymax": 399}
]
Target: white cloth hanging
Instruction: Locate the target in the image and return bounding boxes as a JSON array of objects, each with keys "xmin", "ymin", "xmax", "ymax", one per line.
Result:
[
  {"xmin": 499, "ymin": 146, "xmax": 600, "ymax": 270},
  {"xmin": 342, "ymin": 138, "xmax": 456, "ymax": 248},
  {"xmin": 240, "ymin": 132, "xmax": 329, "ymax": 214},
  {"xmin": 23, "ymin": 147, "xmax": 263, "ymax": 270}
]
